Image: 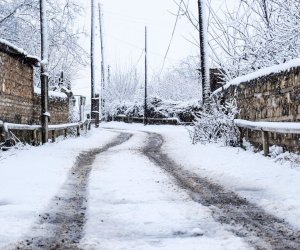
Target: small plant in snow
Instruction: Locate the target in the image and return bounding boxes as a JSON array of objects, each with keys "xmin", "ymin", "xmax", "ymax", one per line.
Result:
[
  {"xmin": 268, "ymin": 145, "xmax": 300, "ymax": 168},
  {"xmin": 189, "ymin": 98, "xmax": 240, "ymax": 146}
]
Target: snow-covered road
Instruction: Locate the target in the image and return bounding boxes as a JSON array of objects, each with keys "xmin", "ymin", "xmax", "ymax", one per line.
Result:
[
  {"xmin": 80, "ymin": 130, "xmax": 249, "ymax": 250},
  {"xmin": 1, "ymin": 122, "xmax": 300, "ymax": 249}
]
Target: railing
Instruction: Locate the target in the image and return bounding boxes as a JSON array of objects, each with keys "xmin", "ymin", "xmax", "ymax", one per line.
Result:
[
  {"xmin": 234, "ymin": 119, "xmax": 300, "ymax": 156},
  {"xmin": 0, "ymin": 119, "xmax": 90, "ymax": 146}
]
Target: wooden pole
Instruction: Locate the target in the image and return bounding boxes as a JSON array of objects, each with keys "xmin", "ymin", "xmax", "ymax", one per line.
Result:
[
  {"xmin": 40, "ymin": 0, "xmax": 49, "ymax": 144},
  {"xmin": 98, "ymin": 3, "xmax": 106, "ymax": 120},
  {"xmin": 144, "ymin": 26, "xmax": 148, "ymax": 126},
  {"xmin": 197, "ymin": 0, "xmax": 210, "ymax": 105},
  {"xmin": 107, "ymin": 65, "xmax": 111, "ymax": 85},
  {"xmin": 90, "ymin": 0, "xmax": 99, "ymax": 127}
]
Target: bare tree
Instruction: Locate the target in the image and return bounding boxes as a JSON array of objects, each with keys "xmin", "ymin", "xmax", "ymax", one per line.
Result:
[
  {"xmin": 0, "ymin": 0, "xmax": 88, "ymax": 88},
  {"xmin": 103, "ymin": 66, "xmax": 140, "ymax": 116},
  {"xmin": 150, "ymin": 56, "xmax": 200, "ymax": 101},
  {"xmin": 176, "ymin": 0, "xmax": 300, "ymax": 81}
]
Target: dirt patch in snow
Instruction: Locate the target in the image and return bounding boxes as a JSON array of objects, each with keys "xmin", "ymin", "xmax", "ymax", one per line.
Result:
[
  {"xmin": 7, "ymin": 132, "xmax": 132, "ymax": 250},
  {"xmin": 143, "ymin": 132, "xmax": 300, "ymax": 250}
]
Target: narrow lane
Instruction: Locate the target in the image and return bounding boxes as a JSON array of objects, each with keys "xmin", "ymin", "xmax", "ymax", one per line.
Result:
[
  {"xmin": 8, "ymin": 132, "xmax": 132, "ymax": 250},
  {"xmin": 143, "ymin": 132, "xmax": 300, "ymax": 249},
  {"xmin": 5, "ymin": 128, "xmax": 300, "ymax": 249},
  {"xmin": 80, "ymin": 130, "xmax": 250, "ymax": 249}
]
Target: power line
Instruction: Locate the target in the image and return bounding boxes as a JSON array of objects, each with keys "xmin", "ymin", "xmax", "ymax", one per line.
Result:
[
  {"xmin": 74, "ymin": 50, "xmax": 144, "ymax": 92},
  {"xmin": 107, "ymin": 34, "xmax": 177, "ymax": 60},
  {"xmin": 134, "ymin": 49, "xmax": 144, "ymax": 68},
  {"xmin": 105, "ymin": 9, "xmax": 166, "ymax": 25},
  {"xmin": 159, "ymin": 0, "xmax": 184, "ymax": 74}
]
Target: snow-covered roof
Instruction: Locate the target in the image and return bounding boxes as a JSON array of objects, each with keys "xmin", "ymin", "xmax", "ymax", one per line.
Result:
[
  {"xmin": 0, "ymin": 38, "xmax": 40, "ymax": 66},
  {"xmin": 214, "ymin": 58, "xmax": 300, "ymax": 94}
]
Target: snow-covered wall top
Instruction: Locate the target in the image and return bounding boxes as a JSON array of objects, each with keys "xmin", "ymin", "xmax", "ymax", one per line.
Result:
[
  {"xmin": 219, "ymin": 57, "xmax": 300, "ymax": 151},
  {"xmin": 34, "ymin": 87, "xmax": 68, "ymax": 100},
  {"xmin": 214, "ymin": 58, "xmax": 300, "ymax": 94},
  {"xmin": 0, "ymin": 38, "xmax": 40, "ymax": 65}
]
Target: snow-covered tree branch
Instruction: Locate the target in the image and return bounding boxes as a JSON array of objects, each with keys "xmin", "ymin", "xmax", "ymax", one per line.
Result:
[{"xmin": 0, "ymin": 0, "xmax": 88, "ymax": 89}]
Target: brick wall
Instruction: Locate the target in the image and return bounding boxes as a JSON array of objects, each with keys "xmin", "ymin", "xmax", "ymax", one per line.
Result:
[{"xmin": 223, "ymin": 66, "xmax": 300, "ymax": 152}]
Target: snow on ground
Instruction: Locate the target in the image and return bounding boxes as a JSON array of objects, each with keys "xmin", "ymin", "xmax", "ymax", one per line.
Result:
[
  {"xmin": 102, "ymin": 122, "xmax": 300, "ymax": 230},
  {"xmin": 81, "ymin": 131, "xmax": 250, "ymax": 250},
  {"xmin": 1, "ymin": 121, "xmax": 300, "ymax": 249},
  {"xmin": 0, "ymin": 128, "xmax": 118, "ymax": 247}
]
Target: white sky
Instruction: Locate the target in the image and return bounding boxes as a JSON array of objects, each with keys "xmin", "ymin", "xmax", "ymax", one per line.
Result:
[{"xmin": 73, "ymin": 0, "xmax": 237, "ymax": 98}]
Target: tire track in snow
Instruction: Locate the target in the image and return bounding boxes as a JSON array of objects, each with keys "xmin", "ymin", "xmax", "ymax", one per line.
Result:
[
  {"xmin": 143, "ymin": 132, "xmax": 300, "ymax": 250},
  {"xmin": 8, "ymin": 132, "xmax": 132, "ymax": 250}
]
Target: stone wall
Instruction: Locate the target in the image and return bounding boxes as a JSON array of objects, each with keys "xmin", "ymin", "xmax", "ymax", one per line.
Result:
[
  {"xmin": 0, "ymin": 51, "xmax": 35, "ymax": 124},
  {"xmin": 0, "ymin": 50, "xmax": 69, "ymax": 126},
  {"xmin": 33, "ymin": 94, "xmax": 69, "ymax": 125},
  {"xmin": 223, "ymin": 66, "xmax": 300, "ymax": 152}
]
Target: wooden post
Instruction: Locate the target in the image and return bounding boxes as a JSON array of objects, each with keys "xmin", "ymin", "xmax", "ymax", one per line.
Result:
[
  {"xmin": 77, "ymin": 126, "xmax": 80, "ymax": 137},
  {"xmin": 64, "ymin": 129, "xmax": 67, "ymax": 138},
  {"xmin": 238, "ymin": 127, "xmax": 244, "ymax": 149},
  {"xmin": 38, "ymin": 130, "xmax": 41, "ymax": 145},
  {"xmin": 262, "ymin": 131, "xmax": 269, "ymax": 156},
  {"xmin": 33, "ymin": 130, "xmax": 38, "ymax": 146},
  {"xmin": 51, "ymin": 130, "xmax": 56, "ymax": 143}
]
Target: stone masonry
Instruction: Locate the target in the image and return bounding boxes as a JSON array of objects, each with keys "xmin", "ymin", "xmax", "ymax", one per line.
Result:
[
  {"xmin": 223, "ymin": 66, "xmax": 300, "ymax": 152},
  {"xmin": 0, "ymin": 41, "xmax": 69, "ymax": 126}
]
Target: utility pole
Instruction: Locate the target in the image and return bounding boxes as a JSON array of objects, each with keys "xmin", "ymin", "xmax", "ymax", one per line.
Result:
[
  {"xmin": 144, "ymin": 26, "xmax": 148, "ymax": 125},
  {"xmin": 107, "ymin": 65, "xmax": 111, "ymax": 85},
  {"xmin": 98, "ymin": 3, "xmax": 105, "ymax": 120},
  {"xmin": 197, "ymin": 0, "xmax": 210, "ymax": 105},
  {"xmin": 91, "ymin": 0, "xmax": 99, "ymax": 127},
  {"xmin": 40, "ymin": 0, "xmax": 49, "ymax": 144}
]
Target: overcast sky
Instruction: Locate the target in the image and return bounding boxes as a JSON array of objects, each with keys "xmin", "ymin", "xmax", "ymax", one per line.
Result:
[{"xmin": 73, "ymin": 0, "xmax": 238, "ymax": 97}]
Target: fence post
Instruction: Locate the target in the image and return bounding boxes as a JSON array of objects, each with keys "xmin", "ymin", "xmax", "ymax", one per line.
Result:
[
  {"xmin": 52, "ymin": 130, "xmax": 56, "ymax": 143},
  {"xmin": 64, "ymin": 128, "xmax": 67, "ymax": 138},
  {"xmin": 77, "ymin": 126, "xmax": 80, "ymax": 137},
  {"xmin": 33, "ymin": 130, "xmax": 38, "ymax": 146},
  {"xmin": 238, "ymin": 127, "xmax": 244, "ymax": 149},
  {"xmin": 262, "ymin": 131, "xmax": 269, "ymax": 156}
]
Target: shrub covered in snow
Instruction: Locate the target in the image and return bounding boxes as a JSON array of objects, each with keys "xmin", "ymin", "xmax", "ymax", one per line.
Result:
[
  {"xmin": 189, "ymin": 98, "xmax": 240, "ymax": 146},
  {"xmin": 105, "ymin": 97, "xmax": 202, "ymax": 123}
]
